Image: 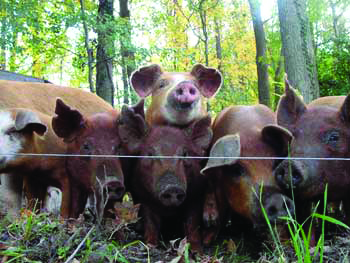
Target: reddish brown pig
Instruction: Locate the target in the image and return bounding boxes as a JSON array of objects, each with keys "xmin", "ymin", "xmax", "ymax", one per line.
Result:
[
  {"xmin": 118, "ymin": 104, "xmax": 213, "ymax": 251},
  {"xmin": 0, "ymin": 108, "xmax": 69, "ymax": 215},
  {"xmin": 201, "ymin": 105, "xmax": 294, "ymax": 245},
  {"xmin": 130, "ymin": 64, "xmax": 222, "ymax": 126},
  {"xmin": 274, "ymin": 81, "xmax": 350, "ymax": 226},
  {"xmin": 52, "ymin": 99, "xmax": 127, "ymax": 220},
  {"xmin": 0, "ymin": 80, "xmax": 112, "ymax": 115}
]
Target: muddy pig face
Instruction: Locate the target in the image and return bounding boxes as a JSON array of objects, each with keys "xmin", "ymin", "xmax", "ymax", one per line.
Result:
[
  {"xmin": 202, "ymin": 125, "xmax": 294, "ymax": 225},
  {"xmin": 0, "ymin": 109, "xmax": 47, "ymax": 171},
  {"xmin": 52, "ymin": 99, "xmax": 126, "ymax": 218},
  {"xmin": 118, "ymin": 105, "xmax": 212, "ymax": 208},
  {"xmin": 274, "ymin": 83, "xmax": 350, "ymax": 200},
  {"xmin": 130, "ymin": 64, "xmax": 222, "ymax": 126}
]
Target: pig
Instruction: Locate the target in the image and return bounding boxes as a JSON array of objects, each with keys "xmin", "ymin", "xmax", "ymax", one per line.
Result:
[
  {"xmin": 117, "ymin": 104, "xmax": 213, "ymax": 251},
  {"xmin": 273, "ymin": 80, "xmax": 350, "ymax": 228},
  {"xmin": 0, "ymin": 80, "xmax": 112, "ymax": 115},
  {"xmin": 130, "ymin": 64, "xmax": 222, "ymax": 126},
  {"xmin": 0, "ymin": 108, "xmax": 69, "ymax": 215},
  {"xmin": 52, "ymin": 99, "xmax": 127, "ymax": 220},
  {"xmin": 0, "ymin": 80, "xmax": 114, "ymax": 216},
  {"xmin": 200, "ymin": 105, "xmax": 294, "ymax": 245}
]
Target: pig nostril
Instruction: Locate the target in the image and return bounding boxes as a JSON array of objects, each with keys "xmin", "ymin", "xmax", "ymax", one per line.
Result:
[
  {"xmin": 163, "ymin": 193, "xmax": 171, "ymax": 200},
  {"xmin": 189, "ymin": 88, "xmax": 196, "ymax": 95},
  {"xmin": 176, "ymin": 88, "xmax": 183, "ymax": 95},
  {"xmin": 267, "ymin": 206, "xmax": 278, "ymax": 218},
  {"xmin": 292, "ymin": 172, "xmax": 302, "ymax": 186},
  {"xmin": 177, "ymin": 193, "xmax": 185, "ymax": 202}
]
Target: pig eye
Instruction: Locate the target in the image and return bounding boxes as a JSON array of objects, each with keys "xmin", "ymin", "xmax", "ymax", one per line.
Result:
[
  {"xmin": 159, "ymin": 79, "xmax": 168, "ymax": 89},
  {"xmin": 323, "ymin": 129, "xmax": 340, "ymax": 148},
  {"xmin": 82, "ymin": 142, "xmax": 92, "ymax": 154}
]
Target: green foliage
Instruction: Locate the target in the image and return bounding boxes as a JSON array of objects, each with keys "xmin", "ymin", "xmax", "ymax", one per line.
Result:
[{"xmin": 318, "ymin": 33, "xmax": 350, "ymax": 96}]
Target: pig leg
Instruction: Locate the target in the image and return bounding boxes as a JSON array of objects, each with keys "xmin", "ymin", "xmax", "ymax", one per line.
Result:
[
  {"xmin": 341, "ymin": 199, "xmax": 350, "ymax": 225},
  {"xmin": 202, "ymin": 182, "xmax": 220, "ymax": 246},
  {"xmin": 141, "ymin": 204, "xmax": 161, "ymax": 247},
  {"xmin": 69, "ymin": 187, "xmax": 88, "ymax": 218},
  {"xmin": 184, "ymin": 200, "xmax": 203, "ymax": 253},
  {"xmin": 2, "ymin": 173, "xmax": 23, "ymax": 215},
  {"xmin": 60, "ymin": 175, "xmax": 72, "ymax": 218},
  {"xmin": 23, "ymin": 176, "xmax": 47, "ymax": 211}
]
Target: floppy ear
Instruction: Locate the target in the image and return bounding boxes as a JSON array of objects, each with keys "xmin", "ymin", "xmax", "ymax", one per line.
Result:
[
  {"xmin": 262, "ymin": 124, "xmax": 293, "ymax": 157},
  {"xmin": 118, "ymin": 104, "xmax": 148, "ymax": 153},
  {"xmin": 340, "ymin": 94, "xmax": 350, "ymax": 124},
  {"xmin": 52, "ymin": 98, "xmax": 85, "ymax": 143},
  {"xmin": 190, "ymin": 64, "xmax": 222, "ymax": 98},
  {"xmin": 130, "ymin": 99, "xmax": 145, "ymax": 119},
  {"xmin": 130, "ymin": 64, "xmax": 163, "ymax": 98},
  {"xmin": 15, "ymin": 110, "xmax": 47, "ymax": 136},
  {"xmin": 201, "ymin": 134, "xmax": 240, "ymax": 175},
  {"xmin": 276, "ymin": 76, "xmax": 307, "ymax": 132},
  {"xmin": 186, "ymin": 115, "xmax": 213, "ymax": 153}
]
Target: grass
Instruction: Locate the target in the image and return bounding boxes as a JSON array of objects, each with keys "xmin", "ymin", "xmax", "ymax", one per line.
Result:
[{"xmin": 258, "ymin": 180, "xmax": 350, "ymax": 263}]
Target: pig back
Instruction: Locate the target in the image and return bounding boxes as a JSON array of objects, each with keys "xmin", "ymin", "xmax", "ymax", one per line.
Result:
[{"xmin": 0, "ymin": 80, "xmax": 113, "ymax": 115}]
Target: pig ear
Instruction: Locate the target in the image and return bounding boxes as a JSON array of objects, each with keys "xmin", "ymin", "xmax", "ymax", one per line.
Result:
[
  {"xmin": 130, "ymin": 64, "xmax": 163, "ymax": 98},
  {"xmin": 276, "ymin": 77, "xmax": 307, "ymax": 131},
  {"xmin": 52, "ymin": 98, "xmax": 85, "ymax": 143},
  {"xmin": 187, "ymin": 116, "xmax": 213, "ymax": 152},
  {"xmin": 340, "ymin": 94, "xmax": 350, "ymax": 123},
  {"xmin": 130, "ymin": 99, "xmax": 145, "ymax": 119},
  {"xmin": 201, "ymin": 134, "xmax": 240, "ymax": 175},
  {"xmin": 15, "ymin": 110, "xmax": 47, "ymax": 136},
  {"xmin": 191, "ymin": 64, "xmax": 222, "ymax": 98},
  {"xmin": 262, "ymin": 125, "xmax": 293, "ymax": 157},
  {"xmin": 118, "ymin": 104, "xmax": 147, "ymax": 153}
]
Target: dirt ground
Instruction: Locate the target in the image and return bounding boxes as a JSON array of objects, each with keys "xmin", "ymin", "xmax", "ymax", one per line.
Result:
[{"xmin": 0, "ymin": 189, "xmax": 350, "ymax": 262}]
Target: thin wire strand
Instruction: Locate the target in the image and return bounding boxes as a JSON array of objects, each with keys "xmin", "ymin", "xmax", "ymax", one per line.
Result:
[{"xmin": 0, "ymin": 153, "xmax": 350, "ymax": 161}]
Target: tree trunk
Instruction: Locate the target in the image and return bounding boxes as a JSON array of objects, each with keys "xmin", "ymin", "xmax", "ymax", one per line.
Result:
[
  {"xmin": 119, "ymin": 0, "xmax": 137, "ymax": 105},
  {"xmin": 274, "ymin": 49, "xmax": 284, "ymax": 109},
  {"xmin": 214, "ymin": 18, "xmax": 222, "ymax": 71},
  {"xmin": 248, "ymin": 0, "xmax": 271, "ymax": 107},
  {"xmin": 80, "ymin": 0, "xmax": 95, "ymax": 93},
  {"xmin": 277, "ymin": 0, "xmax": 319, "ymax": 103},
  {"xmin": 96, "ymin": 0, "xmax": 115, "ymax": 106},
  {"xmin": 0, "ymin": 17, "xmax": 6, "ymax": 70},
  {"xmin": 199, "ymin": 4, "xmax": 209, "ymax": 67}
]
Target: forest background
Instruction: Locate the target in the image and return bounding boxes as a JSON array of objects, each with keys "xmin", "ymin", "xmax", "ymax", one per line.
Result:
[{"xmin": 1, "ymin": 0, "xmax": 349, "ymax": 114}]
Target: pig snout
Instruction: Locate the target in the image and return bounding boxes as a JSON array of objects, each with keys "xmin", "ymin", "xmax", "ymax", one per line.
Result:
[
  {"xmin": 159, "ymin": 185, "xmax": 186, "ymax": 207},
  {"xmin": 104, "ymin": 180, "xmax": 125, "ymax": 200},
  {"xmin": 263, "ymin": 193, "xmax": 295, "ymax": 222},
  {"xmin": 274, "ymin": 160, "xmax": 303, "ymax": 190},
  {"xmin": 157, "ymin": 173, "xmax": 186, "ymax": 207},
  {"xmin": 168, "ymin": 81, "xmax": 199, "ymax": 110}
]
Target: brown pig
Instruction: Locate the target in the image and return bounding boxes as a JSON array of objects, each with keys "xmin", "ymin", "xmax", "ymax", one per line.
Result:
[
  {"xmin": 274, "ymin": 81, "xmax": 350, "ymax": 227},
  {"xmin": 130, "ymin": 64, "xmax": 222, "ymax": 126},
  {"xmin": 0, "ymin": 80, "xmax": 112, "ymax": 115},
  {"xmin": 201, "ymin": 105, "xmax": 294, "ymax": 245},
  {"xmin": 0, "ymin": 108, "xmax": 68, "ymax": 215},
  {"xmin": 52, "ymin": 99, "xmax": 127, "ymax": 220},
  {"xmin": 117, "ymin": 104, "xmax": 213, "ymax": 251}
]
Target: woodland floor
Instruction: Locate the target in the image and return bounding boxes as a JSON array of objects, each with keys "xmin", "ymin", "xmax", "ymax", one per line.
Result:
[{"xmin": 0, "ymin": 195, "xmax": 349, "ymax": 263}]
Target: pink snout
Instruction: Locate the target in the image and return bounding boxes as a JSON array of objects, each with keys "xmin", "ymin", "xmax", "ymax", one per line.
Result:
[{"xmin": 171, "ymin": 81, "xmax": 199, "ymax": 107}]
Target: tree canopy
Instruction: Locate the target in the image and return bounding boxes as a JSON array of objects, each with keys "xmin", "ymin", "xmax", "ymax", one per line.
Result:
[{"xmin": 1, "ymin": 0, "xmax": 349, "ymax": 111}]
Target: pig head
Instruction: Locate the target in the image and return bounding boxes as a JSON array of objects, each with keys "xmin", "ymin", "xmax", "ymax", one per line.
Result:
[
  {"xmin": 130, "ymin": 64, "xmax": 222, "ymax": 126},
  {"xmin": 274, "ymin": 81, "xmax": 350, "ymax": 219},
  {"xmin": 201, "ymin": 105, "xmax": 294, "ymax": 244},
  {"xmin": 0, "ymin": 108, "xmax": 68, "ymax": 215},
  {"xmin": 52, "ymin": 99, "xmax": 126, "ymax": 220},
  {"xmin": 118, "ymin": 104, "xmax": 213, "ymax": 251}
]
